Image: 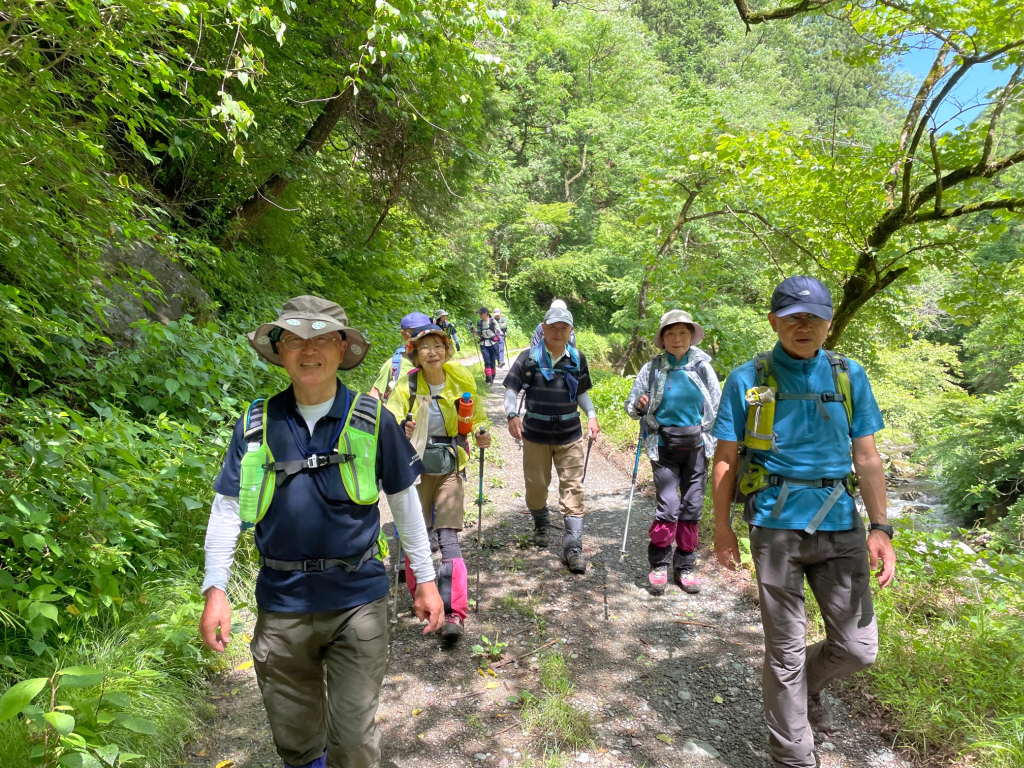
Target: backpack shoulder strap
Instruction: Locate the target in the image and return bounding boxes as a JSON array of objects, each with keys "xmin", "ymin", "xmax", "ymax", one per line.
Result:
[
  {"xmin": 753, "ymin": 351, "xmax": 774, "ymax": 388},
  {"xmin": 407, "ymin": 368, "xmax": 421, "ymax": 400},
  {"xmin": 824, "ymin": 350, "xmax": 854, "ymax": 426},
  {"xmin": 243, "ymin": 398, "xmax": 266, "ymax": 444}
]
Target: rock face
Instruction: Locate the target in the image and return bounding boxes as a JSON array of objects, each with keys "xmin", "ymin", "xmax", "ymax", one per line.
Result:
[{"xmin": 100, "ymin": 241, "xmax": 210, "ymax": 337}]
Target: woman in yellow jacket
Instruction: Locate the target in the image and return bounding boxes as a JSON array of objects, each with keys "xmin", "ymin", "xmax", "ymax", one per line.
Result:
[{"xmin": 386, "ymin": 323, "xmax": 490, "ymax": 640}]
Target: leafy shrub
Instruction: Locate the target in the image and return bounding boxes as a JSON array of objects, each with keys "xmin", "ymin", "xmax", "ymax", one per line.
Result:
[
  {"xmin": 867, "ymin": 526, "xmax": 1024, "ymax": 766},
  {"xmin": 588, "ymin": 372, "xmax": 639, "ymax": 451},
  {"xmin": 863, "ymin": 339, "xmax": 962, "ymax": 446},
  {"xmin": 928, "ymin": 367, "xmax": 1024, "ymax": 524}
]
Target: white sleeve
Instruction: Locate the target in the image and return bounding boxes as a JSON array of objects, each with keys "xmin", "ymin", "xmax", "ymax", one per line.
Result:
[
  {"xmin": 387, "ymin": 485, "xmax": 435, "ymax": 583},
  {"xmin": 577, "ymin": 392, "xmax": 597, "ymax": 419},
  {"xmin": 504, "ymin": 387, "xmax": 518, "ymax": 416},
  {"xmin": 202, "ymin": 494, "xmax": 242, "ymax": 595}
]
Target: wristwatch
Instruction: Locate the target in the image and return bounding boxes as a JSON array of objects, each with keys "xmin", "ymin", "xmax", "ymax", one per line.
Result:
[
  {"xmin": 869, "ymin": 523, "xmax": 895, "ymax": 539},
  {"xmin": 506, "ymin": 412, "xmax": 519, "ymax": 423}
]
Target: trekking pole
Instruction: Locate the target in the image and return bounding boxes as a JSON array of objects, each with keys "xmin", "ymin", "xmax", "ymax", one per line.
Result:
[
  {"xmin": 475, "ymin": 427, "xmax": 488, "ymax": 613},
  {"xmin": 619, "ymin": 429, "xmax": 645, "ymax": 563},
  {"xmin": 581, "ymin": 435, "xmax": 594, "ymax": 485}
]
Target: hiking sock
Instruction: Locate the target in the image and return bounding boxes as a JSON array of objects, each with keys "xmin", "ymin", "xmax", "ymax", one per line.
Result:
[{"xmin": 286, "ymin": 751, "xmax": 326, "ymax": 768}]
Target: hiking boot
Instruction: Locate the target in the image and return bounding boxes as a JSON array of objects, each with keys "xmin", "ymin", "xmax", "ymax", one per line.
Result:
[
  {"xmin": 808, "ymin": 690, "xmax": 834, "ymax": 732},
  {"xmin": 441, "ymin": 614, "xmax": 465, "ymax": 641},
  {"xmin": 531, "ymin": 509, "xmax": 550, "ymax": 547},
  {"xmin": 675, "ymin": 569, "xmax": 701, "ymax": 594},
  {"xmin": 648, "ymin": 566, "xmax": 668, "ymax": 595},
  {"xmin": 563, "ymin": 547, "xmax": 586, "ymax": 574}
]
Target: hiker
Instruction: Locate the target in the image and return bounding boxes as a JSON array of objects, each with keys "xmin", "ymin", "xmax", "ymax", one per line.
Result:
[
  {"xmin": 625, "ymin": 310, "xmax": 720, "ymax": 595},
  {"xmin": 199, "ymin": 296, "xmax": 443, "ymax": 768},
  {"xmin": 503, "ymin": 305, "xmax": 599, "ymax": 574},
  {"xmin": 530, "ymin": 299, "xmax": 577, "ymax": 347},
  {"xmin": 494, "ymin": 308, "xmax": 509, "ymax": 367},
  {"xmin": 710, "ymin": 276, "xmax": 896, "ymax": 768},
  {"xmin": 434, "ymin": 309, "xmax": 461, "ymax": 352},
  {"xmin": 368, "ymin": 312, "xmax": 431, "ymax": 401},
  {"xmin": 475, "ymin": 307, "xmax": 502, "ymax": 385},
  {"xmin": 385, "ymin": 323, "xmax": 490, "ymax": 640}
]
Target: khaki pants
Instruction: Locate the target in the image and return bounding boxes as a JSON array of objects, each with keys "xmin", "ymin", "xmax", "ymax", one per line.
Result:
[
  {"xmin": 522, "ymin": 437, "xmax": 586, "ymax": 517},
  {"xmin": 750, "ymin": 524, "xmax": 878, "ymax": 768},
  {"xmin": 250, "ymin": 597, "xmax": 389, "ymax": 768},
  {"xmin": 416, "ymin": 470, "xmax": 465, "ymax": 531}
]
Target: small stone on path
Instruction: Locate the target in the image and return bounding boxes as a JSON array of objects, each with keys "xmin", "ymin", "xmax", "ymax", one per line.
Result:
[{"xmin": 680, "ymin": 739, "xmax": 720, "ymax": 759}]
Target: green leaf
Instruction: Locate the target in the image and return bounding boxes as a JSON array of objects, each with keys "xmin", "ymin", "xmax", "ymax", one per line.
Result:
[
  {"xmin": 0, "ymin": 678, "xmax": 49, "ymax": 722},
  {"xmin": 96, "ymin": 744, "xmax": 118, "ymax": 766},
  {"xmin": 58, "ymin": 665, "xmax": 102, "ymax": 678},
  {"xmin": 22, "ymin": 533, "xmax": 46, "ymax": 551},
  {"xmin": 43, "ymin": 710, "xmax": 75, "ymax": 735},
  {"xmin": 58, "ymin": 753, "xmax": 102, "ymax": 768},
  {"xmin": 164, "ymin": 378, "xmax": 180, "ymax": 395},
  {"xmin": 114, "ymin": 714, "xmax": 157, "ymax": 735}
]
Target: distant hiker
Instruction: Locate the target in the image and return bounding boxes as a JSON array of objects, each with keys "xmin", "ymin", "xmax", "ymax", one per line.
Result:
[
  {"xmin": 503, "ymin": 305, "xmax": 598, "ymax": 574},
  {"xmin": 475, "ymin": 307, "xmax": 501, "ymax": 385},
  {"xmin": 530, "ymin": 298, "xmax": 577, "ymax": 347},
  {"xmin": 199, "ymin": 296, "xmax": 443, "ymax": 768},
  {"xmin": 710, "ymin": 276, "xmax": 896, "ymax": 768},
  {"xmin": 369, "ymin": 311, "xmax": 431, "ymax": 401},
  {"xmin": 434, "ymin": 309, "xmax": 461, "ymax": 352},
  {"xmin": 385, "ymin": 323, "xmax": 490, "ymax": 641},
  {"xmin": 625, "ymin": 310, "xmax": 720, "ymax": 595},
  {"xmin": 494, "ymin": 308, "xmax": 509, "ymax": 367}
]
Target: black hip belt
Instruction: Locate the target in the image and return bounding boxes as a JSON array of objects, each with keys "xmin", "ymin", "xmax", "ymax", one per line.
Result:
[
  {"xmin": 525, "ymin": 411, "xmax": 580, "ymax": 422},
  {"xmin": 259, "ymin": 542, "xmax": 379, "ymax": 573}
]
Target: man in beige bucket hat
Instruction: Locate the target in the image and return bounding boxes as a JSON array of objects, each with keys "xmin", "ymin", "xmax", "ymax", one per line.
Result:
[{"xmin": 200, "ymin": 295, "xmax": 443, "ymax": 768}]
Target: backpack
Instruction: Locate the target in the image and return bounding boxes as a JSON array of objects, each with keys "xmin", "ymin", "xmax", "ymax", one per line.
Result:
[{"xmin": 733, "ymin": 349, "xmax": 856, "ymax": 534}]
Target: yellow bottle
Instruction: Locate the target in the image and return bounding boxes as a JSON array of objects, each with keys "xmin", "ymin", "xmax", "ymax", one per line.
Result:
[{"xmin": 743, "ymin": 386, "xmax": 776, "ymax": 452}]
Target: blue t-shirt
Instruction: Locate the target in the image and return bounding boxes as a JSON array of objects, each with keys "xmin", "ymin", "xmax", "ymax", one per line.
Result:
[
  {"xmin": 712, "ymin": 343, "xmax": 884, "ymax": 531},
  {"xmin": 655, "ymin": 351, "xmax": 705, "ymax": 442},
  {"xmin": 214, "ymin": 382, "xmax": 423, "ymax": 612}
]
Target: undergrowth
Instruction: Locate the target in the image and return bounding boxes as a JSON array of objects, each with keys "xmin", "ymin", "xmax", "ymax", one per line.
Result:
[{"xmin": 520, "ymin": 652, "xmax": 594, "ymax": 754}]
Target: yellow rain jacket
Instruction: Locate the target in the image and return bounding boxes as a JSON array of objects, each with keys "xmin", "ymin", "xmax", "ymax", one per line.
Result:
[{"xmin": 385, "ymin": 361, "xmax": 488, "ymax": 471}]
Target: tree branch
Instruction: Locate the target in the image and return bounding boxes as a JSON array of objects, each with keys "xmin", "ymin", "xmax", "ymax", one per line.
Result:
[
  {"xmin": 912, "ymin": 197, "xmax": 1024, "ymax": 224},
  {"xmin": 220, "ymin": 85, "xmax": 354, "ymax": 246},
  {"xmin": 983, "ymin": 63, "xmax": 1024, "ymax": 164},
  {"xmin": 564, "ymin": 141, "xmax": 588, "ymax": 201},
  {"xmin": 731, "ymin": 0, "xmax": 835, "ymax": 30},
  {"xmin": 929, "ymin": 130, "xmax": 942, "ymax": 217},
  {"xmin": 887, "ymin": 45, "xmax": 949, "ymax": 205}
]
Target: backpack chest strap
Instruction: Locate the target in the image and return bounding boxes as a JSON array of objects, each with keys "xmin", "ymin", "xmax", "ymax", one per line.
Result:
[
  {"xmin": 268, "ymin": 451, "xmax": 356, "ymax": 479},
  {"xmin": 775, "ymin": 391, "xmax": 846, "ymax": 421}
]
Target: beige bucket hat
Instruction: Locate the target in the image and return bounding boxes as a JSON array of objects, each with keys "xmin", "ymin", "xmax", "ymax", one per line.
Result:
[
  {"xmin": 248, "ymin": 295, "xmax": 369, "ymax": 370},
  {"xmin": 654, "ymin": 309, "xmax": 704, "ymax": 348}
]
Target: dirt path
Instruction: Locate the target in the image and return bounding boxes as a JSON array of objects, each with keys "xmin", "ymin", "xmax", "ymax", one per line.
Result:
[{"xmin": 185, "ymin": 385, "xmax": 909, "ymax": 768}]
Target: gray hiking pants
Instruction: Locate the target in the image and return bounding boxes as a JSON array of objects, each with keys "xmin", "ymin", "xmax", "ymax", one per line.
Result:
[
  {"xmin": 749, "ymin": 524, "xmax": 878, "ymax": 768},
  {"xmin": 250, "ymin": 597, "xmax": 389, "ymax": 768}
]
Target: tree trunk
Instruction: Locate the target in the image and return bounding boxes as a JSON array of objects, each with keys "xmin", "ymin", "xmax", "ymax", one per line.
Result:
[
  {"xmin": 825, "ymin": 251, "xmax": 908, "ymax": 348},
  {"xmin": 615, "ymin": 262, "xmax": 654, "ymax": 374},
  {"xmin": 219, "ymin": 87, "xmax": 354, "ymax": 246}
]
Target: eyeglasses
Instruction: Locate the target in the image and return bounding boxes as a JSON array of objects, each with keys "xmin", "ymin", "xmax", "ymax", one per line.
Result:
[
  {"xmin": 417, "ymin": 343, "xmax": 447, "ymax": 354},
  {"xmin": 280, "ymin": 335, "xmax": 340, "ymax": 351},
  {"xmin": 779, "ymin": 313, "xmax": 828, "ymax": 325}
]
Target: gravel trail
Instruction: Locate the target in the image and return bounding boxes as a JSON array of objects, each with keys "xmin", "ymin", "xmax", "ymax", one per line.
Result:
[{"xmin": 185, "ymin": 379, "xmax": 910, "ymax": 768}]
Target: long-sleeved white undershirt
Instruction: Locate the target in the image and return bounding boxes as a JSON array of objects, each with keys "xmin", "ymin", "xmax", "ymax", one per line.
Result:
[{"xmin": 202, "ymin": 398, "xmax": 435, "ymax": 595}]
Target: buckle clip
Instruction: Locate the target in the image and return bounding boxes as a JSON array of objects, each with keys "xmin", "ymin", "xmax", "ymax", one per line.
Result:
[
  {"xmin": 304, "ymin": 454, "xmax": 331, "ymax": 469},
  {"xmin": 302, "ymin": 559, "xmax": 325, "ymax": 572},
  {"xmin": 820, "ymin": 392, "xmax": 843, "ymax": 403}
]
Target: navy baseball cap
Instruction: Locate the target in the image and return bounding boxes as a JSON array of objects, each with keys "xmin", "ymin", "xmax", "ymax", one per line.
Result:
[
  {"xmin": 770, "ymin": 276, "xmax": 833, "ymax": 320},
  {"xmin": 400, "ymin": 312, "xmax": 431, "ymax": 330}
]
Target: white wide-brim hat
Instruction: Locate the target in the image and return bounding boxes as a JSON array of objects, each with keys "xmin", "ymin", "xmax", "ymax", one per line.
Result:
[{"xmin": 654, "ymin": 309, "xmax": 704, "ymax": 348}]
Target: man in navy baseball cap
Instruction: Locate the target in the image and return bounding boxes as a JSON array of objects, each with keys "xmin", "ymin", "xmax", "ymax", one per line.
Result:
[
  {"xmin": 770, "ymin": 275, "xmax": 834, "ymax": 320},
  {"xmin": 710, "ymin": 274, "xmax": 895, "ymax": 768},
  {"xmin": 369, "ymin": 312, "xmax": 433, "ymax": 401}
]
